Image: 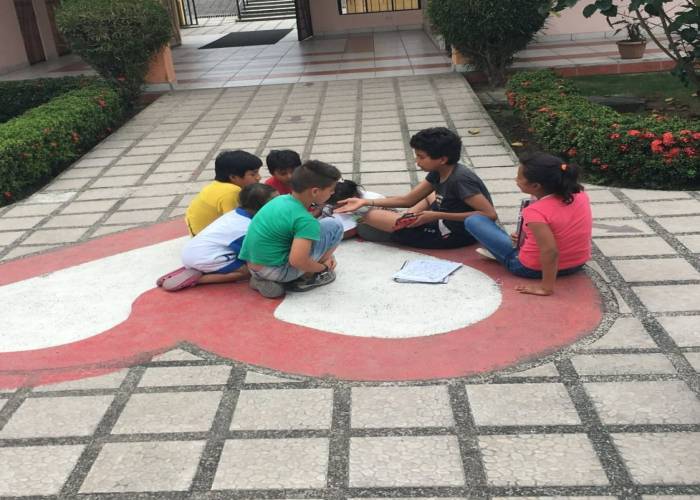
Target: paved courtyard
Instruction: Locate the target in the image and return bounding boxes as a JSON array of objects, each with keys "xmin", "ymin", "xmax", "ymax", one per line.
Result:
[{"xmin": 0, "ymin": 73, "xmax": 699, "ymax": 497}]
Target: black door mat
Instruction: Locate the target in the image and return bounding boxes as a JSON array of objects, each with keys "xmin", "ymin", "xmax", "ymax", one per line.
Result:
[{"xmin": 200, "ymin": 29, "xmax": 292, "ymax": 49}]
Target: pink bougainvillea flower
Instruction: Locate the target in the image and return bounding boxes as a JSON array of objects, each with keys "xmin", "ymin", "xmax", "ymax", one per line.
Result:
[
  {"xmin": 684, "ymin": 147, "xmax": 696, "ymax": 157},
  {"xmin": 642, "ymin": 132, "xmax": 655, "ymax": 139},
  {"xmin": 662, "ymin": 132, "xmax": 674, "ymax": 145},
  {"xmin": 609, "ymin": 133, "xmax": 621, "ymax": 140},
  {"xmin": 627, "ymin": 130, "xmax": 641, "ymax": 137}
]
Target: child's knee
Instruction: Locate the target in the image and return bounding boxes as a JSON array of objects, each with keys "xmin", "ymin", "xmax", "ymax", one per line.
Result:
[
  {"xmin": 320, "ymin": 217, "xmax": 344, "ymax": 245},
  {"xmin": 464, "ymin": 214, "xmax": 488, "ymax": 233}
]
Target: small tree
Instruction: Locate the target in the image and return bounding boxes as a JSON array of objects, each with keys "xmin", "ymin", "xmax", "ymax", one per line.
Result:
[
  {"xmin": 427, "ymin": 0, "xmax": 550, "ymax": 87},
  {"xmin": 546, "ymin": 0, "xmax": 699, "ymax": 92},
  {"xmin": 56, "ymin": 0, "xmax": 172, "ymax": 106}
]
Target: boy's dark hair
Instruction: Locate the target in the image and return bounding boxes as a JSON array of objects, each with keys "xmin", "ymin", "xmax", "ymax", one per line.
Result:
[
  {"xmin": 327, "ymin": 179, "xmax": 361, "ymax": 205},
  {"xmin": 521, "ymin": 152, "xmax": 583, "ymax": 205},
  {"xmin": 291, "ymin": 160, "xmax": 341, "ymax": 192},
  {"xmin": 214, "ymin": 150, "xmax": 262, "ymax": 182},
  {"xmin": 239, "ymin": 183, "xmax": 277, "ymax": 212},
  {"xmin": 409, "ymin": 127, "xmax": 462, "ymax": 165},
  {"xmin": 266, "ymin": 149, "xmax": 301, "ymax": 174}
]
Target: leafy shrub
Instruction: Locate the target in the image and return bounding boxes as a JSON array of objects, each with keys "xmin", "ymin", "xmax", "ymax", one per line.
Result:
[
  {"xmin": 427, "ymin": 0, "xmax": 549, "ymax": 87},
  {"xmin": 56, "ymin": 0, "xmax": 172, "ymax": 106},
  {"xmin": 0, "ymin": 85, "xmax": 124, "ymax": 205},
  {"xmin": 506, "ymin": 70, "xmax": 699, "ymax": 189},
  {"xmin": 0, "ymin": 76, "xmax": 99, "ymax": 124}
]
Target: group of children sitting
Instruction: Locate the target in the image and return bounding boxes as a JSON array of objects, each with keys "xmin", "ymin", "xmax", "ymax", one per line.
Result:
[{"xmin": 157, "ymin": 127, "xmax": 592, "ymax": 299}]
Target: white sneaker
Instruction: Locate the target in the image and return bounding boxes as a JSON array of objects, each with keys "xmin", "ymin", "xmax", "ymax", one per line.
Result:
[{"xmin": 475, "ymin": 247, "xmax": 497, "ymax": 261}]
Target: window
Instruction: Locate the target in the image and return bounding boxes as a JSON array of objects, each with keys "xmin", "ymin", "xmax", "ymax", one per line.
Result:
[{"xmin": 338, "ymin": 0, "xmax": 421, "ymax": 15}]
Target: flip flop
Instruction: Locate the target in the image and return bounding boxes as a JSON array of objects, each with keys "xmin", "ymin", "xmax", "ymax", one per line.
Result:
[{"xmin": 161, "ymin": 268, "xmax": 203, "ymax": 292}]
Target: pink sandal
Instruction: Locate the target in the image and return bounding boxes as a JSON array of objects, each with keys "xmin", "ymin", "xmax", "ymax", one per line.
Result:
[
  {"xmin": 161, "ymin": 268, "xmax": 203, "ymax": 292},
  {"xmin": 156, "ymin": 267, "xmax": 186, "ymax": 287}
]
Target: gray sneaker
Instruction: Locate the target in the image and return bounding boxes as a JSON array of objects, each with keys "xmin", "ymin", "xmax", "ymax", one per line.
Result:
[
  {"xmin": 286, "ymin": 270, "xmax": 336, "ymax": 292},
  {"xmin": 249, "ymin": 274, "xmax": 285, "ymax": 298}
]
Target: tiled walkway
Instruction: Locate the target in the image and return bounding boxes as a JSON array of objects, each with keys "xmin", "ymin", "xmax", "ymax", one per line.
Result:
[
  {"xmin": 1, "ymin": 73, "xmax": 699, "ymax": 496},
  {"xmin": 1, "ymin": 20, "xmax": 451, "ymax": 89}
]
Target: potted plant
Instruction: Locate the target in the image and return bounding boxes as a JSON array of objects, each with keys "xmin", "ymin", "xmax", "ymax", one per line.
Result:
[{"xmin": 609, "ymin": 17, "xmax": 647, "ymax": 59}]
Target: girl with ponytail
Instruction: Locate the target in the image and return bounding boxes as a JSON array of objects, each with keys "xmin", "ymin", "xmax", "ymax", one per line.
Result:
[{"xmin": 464, "ymin": 152, "xmax": 592, "ymax": 296}]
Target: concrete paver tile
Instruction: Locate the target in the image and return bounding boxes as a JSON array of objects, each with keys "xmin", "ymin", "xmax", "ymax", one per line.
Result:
[
  {"xmin": 467, "ymin": 383, "xmax": 579, "ymax": 426},
  {"xmin": 0, "ymin": 445, "xmax": 85, "ymax": 496},
  {"xmin": 213, "ymin": 438, "xmax": 328, "ymax": 489},
  {"xmin": 91, "ymin": 224, "xmax": 139, "ymax": 238},
  {"xmin": 349, "ymin": 436, "xmax": 464, "ymax": 487},
  {"xmin": 43, "ymin": 212, "xmax": 105, "ymax": 228},
  {"xmin": 3, "ymin": 203, "xmax": 61, "ymax": 217},
  {"xmin": 80, "ymin": 441, "xmax": 205, "ymax": 493},
  {"xmin": 0, "ymin": 395, "xmax": 113, "ymax": 438},
  {"xmin": 500, "ymin": 363, "xmax": 560, "ymax": 378},
  {"xmin": 657, "ymin": 316, "xmax": 700, "ymax": 347},
  {"xmin": 479, "ymin": 434, "xmax": 608, "ymax": 486},
  {"xmin": 142, "ymin": 172, "xmax": 193, "ymax": 184},
  {"xmin": 595, "ymin": 236, "xmax": 676, "ymax": 257},
  {"xmin": 44, "ymin": 178, "xmax": 91, "ymax": 191},
  {"xmin": 686, "ymin": 352, "xmax": 700, "ymax": 371},
  {"xmin": 363, "ymin": 184, "xmax": 412, "ymax": 196},
  {"xmin": 244, "ymin": 371, "xmax": 302, "ymax": 384},
  {"xmin": 231, "ymin": 388, "xmax": 332, "ymax": 430},
  {"xmin": 585, "ymin": 381, "xmax": 700, "ymax": 425},
  {"xmin": 637, "ymin": 199, "xmax": 700, "ymax": 216},
  {"xmin": 23, "ymin": 227, "xmax": 88, "ymax": 245},
  {"xmin": 120, "ymin": 196, "xmax": 177, "ymax": 211},
  {"xmin": 621, "ymin": 189, "xmax": 691, "ymax": 201},
  {"xmin": 112, "ymin": 392, "xmax": 221, "ymax": 434},
  {"xmin": 633, "ymin": 284, "xmax": 700, "ymax": 312},
  {"xmin": 571, "ymin": 353, "xmax": 676, "ymax": 375},
  {"xmin": 138, "ymin": 365, "xmax": 231, "ymax": 387},
  {"xmin": 73, "ymin": 157, "xmax": 115, "ymax": 168},
  {"xmin": 583, "ymin": 317, "xmax": 657, "ymax": 349},
  {"xmin": 60, "ymin": 200, "xmax": 118, "ymax": 214},
  {"xmin": 591, "ymin": 219, "xmax": 655, "ymax": 237},
  {"xmin": 75, "ymin": 188, "xmax": 132, "ymax": 201},
  {"xmin": 34, "ymin": 370, "xmax": 128, "ymax": 392},
  {"xmin": 656, "ymin": 215, "xmax": 700, "ymax": 234},
  {"xmin": 2, "ymin": 244, "xmax": 57, "ymax": 260},
  {"xmin": 105, "ymin": 209, "xmax": 164, "ymax": 225},
  {"xmin": 612, "ymin": 433, "xmax": 700, "ymax": 484},
  {"xmin": 90, "ymin": 174, "xmax": 142, "ymax": 189},
  {"xmin": 0, "ymin": 216, "xmax": 44, "ymax": 231},
  {"xmin": 613, "ymin": 258, "xmax": 700, "ymax": 282},
  {"xmin": 677, "ymin": 234, "xmax": 700, "ymax": 252},
  {"xmin": 351, "ymin": 385, "xmax": 453, "ymax": 428},
  {"xmin": 360, "ymin": 171, "xmax": 411, "ymax": 184},
  {"xmin": 591, "ymin": 203, "xmax": 637, "ymax": 219}
]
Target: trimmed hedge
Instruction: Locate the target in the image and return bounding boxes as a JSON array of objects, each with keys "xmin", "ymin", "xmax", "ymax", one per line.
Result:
[
  {"xmin": 506, "ymin": 70, "xmax": 700, "ymax": 190},
  {"xmin": 0, "ymin": 84, "xmax": 124, "ymax": 205},
  {"xmin": 0, "ymin": 76, "xmax": 99, "ymax": 124}
]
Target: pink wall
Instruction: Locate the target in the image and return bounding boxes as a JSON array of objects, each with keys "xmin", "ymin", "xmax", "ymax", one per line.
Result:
[
  {"xmin": 309, "ymin": 0, "xmax": 423, "ymax": 35},
  {"xmin": 540, "ymin": 3, "xmax": 611, "ymax": 35},
  {"xmin": 0, "ymin": 2, "xmax": 29, "ymax": 74}
]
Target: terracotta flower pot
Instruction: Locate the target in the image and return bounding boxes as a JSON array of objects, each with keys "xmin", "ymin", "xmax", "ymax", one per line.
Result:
[
  {"xmin": 145, "ymin": 45, "xmax": 177, "ymax": 85},
  {"xmin": 451, "ymin": 46, "xmax": 471, "ymax": 66},
  {"xmin": 616, "ymin": 40, "xmax": 646, "ymax": 59}
]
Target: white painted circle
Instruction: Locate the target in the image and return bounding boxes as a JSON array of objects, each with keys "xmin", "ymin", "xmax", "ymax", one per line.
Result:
[{"xmin": 274, "ymin": 240, "xmax": 502, "ymax": 338}]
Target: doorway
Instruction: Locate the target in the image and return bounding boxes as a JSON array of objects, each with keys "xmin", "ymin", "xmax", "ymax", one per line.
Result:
[
  {"xmin": 295, "ymin": 0, "xmax": 313, "ymax": 41},
  {"xmin": 14, "ymin": 0, "xmax": 46, "ymax": 64}
]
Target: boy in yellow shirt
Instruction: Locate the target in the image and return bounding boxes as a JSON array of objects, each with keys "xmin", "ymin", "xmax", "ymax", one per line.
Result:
[{"xmin": 185, "ymin": 150, "xmax": 262, "ymax": 235}]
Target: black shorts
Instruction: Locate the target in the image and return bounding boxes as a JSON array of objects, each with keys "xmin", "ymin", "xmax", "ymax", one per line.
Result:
[{"xmin": 391, "ymin": 221, "xmax": 476, "ymax": 249}]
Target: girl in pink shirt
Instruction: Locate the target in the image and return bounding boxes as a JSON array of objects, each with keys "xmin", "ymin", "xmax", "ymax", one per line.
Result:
[{"xmin": 464, "ymin": 152, "xmax": 592, "ymax": 296}]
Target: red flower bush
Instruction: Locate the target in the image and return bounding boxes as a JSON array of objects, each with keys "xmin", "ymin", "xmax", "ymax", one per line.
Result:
[{"xmin": 506, "ymin": 70, "xmax": 700, "ymax": 189}]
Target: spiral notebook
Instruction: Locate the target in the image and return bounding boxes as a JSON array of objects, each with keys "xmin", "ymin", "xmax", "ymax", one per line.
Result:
[{"xmin": 392, "ymin": 259, "xmax": 463, "ymax": 284}]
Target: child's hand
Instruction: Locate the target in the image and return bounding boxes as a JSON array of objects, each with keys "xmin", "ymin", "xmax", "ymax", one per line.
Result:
[
  {"xmin": 334, "ymin": 198, "xmax": 366, "ymax": 214},
  {"xmin": 321, "ymin": 256, "xmax": 336, "ymax": 271},
  {"xmin": 510, "ymin": 232, "xmax": 518, "ymax": 247},
  {"xmin": 515, "ymin": 284, "xmax": 553, "ymax": 296},
  {"xmin": 407, "ymin": 211, "xmax": 438, "ymax": 228}
]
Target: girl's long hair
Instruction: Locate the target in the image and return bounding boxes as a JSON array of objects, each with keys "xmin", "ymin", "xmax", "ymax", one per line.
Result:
[{"xmin": 521, "ymin": 152, "xmax": 583, "ymax": 205}]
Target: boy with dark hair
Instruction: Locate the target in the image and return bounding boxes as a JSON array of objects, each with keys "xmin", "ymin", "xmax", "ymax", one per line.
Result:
[
  {"xmin": 185, "ymin": 149, "xmax": 262, "ymax": 235},
  {"xmin": 158, "ymin": 183, "xmax": 277, "ymax": 292},
  {"xmin": 240, "ymin": 160, "xmax": 344, "ymax": 298},
  {"xmin": 336, "ymin": 127, "xmax": 497, "ymax": 249},
  {"xmin": 265, "ymin": 149, "xmax": 302, "ymax": 195}
]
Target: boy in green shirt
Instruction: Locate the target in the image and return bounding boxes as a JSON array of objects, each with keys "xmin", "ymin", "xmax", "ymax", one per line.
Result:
[{"xmin": 240, "ymin": 160, "xmax": 344, "ymax": 298}]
